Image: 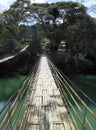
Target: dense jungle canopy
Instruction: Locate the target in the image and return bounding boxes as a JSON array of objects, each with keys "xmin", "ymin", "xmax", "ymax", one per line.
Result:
[{"xmin": 0, "ymin": 0, "xmax": 96, "ymax": 74}]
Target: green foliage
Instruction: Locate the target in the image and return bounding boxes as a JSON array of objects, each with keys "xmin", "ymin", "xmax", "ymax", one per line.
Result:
[
  {"xmin": 0, "ymin": 0, "xmax": 96, "ymax": 74},
  {"xmin": 0, "ymin": 0, "xmax": 40, "ymax": 57},
  {"xmin": 41, "ymin": 38, "xmax": 49, "ymax": 43}
]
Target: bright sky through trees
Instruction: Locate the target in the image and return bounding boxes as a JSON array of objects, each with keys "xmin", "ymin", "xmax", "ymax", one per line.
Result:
[{"xmin": 0, "ymin": 0, "xmax": 96, "ymax": 17}]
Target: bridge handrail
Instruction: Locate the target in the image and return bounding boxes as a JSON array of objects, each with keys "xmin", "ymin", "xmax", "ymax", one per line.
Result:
[
  {"xmin": 47, "ymin": 58, "xmax": 96, "ymax": 107},
  {"xmin": 0, "ymin": 57, "xmax": 40, "ymax": 115},
  {"xmin": 58, "ymin": 69, "xmax": 96, "ymax": 107},
  {"xmin": 0, "ymin": 89, "xmax": 18, "ymax": 115},
  {"xmin": 1, "ymin": 55, "xmax": 96, "ymax": 130},
  {"xmin": 0, "ymin": 57, "xmax": 40, "ymax": 129},
  {"xmin": 47, "ymin": 57, "xmax": 96, "ymax": 130},
  {"xmin": 48, "ymin": 58, "xmax": 96, "ymax": 107}
]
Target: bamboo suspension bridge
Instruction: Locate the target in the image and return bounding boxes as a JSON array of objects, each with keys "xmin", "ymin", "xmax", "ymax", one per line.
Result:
[{"xmin": 0, "ymin": 55, "xmax": 96, "ymax": 130}]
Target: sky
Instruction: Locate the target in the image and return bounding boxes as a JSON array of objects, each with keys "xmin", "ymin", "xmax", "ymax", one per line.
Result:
[{"xmin": 0, "ymin": 0, "xmax": 96, "ymax": 17}]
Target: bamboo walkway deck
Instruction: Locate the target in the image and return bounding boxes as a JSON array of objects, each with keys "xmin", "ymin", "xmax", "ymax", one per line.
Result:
[{"xmin": 20, "ymin": 56, "xmax": 75, "ymax": 130}]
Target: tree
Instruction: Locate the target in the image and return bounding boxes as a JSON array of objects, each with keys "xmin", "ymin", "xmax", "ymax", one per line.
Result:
[
  {"xmin": 28, "ymin": 2, "xmax": 87, "ymax": 51},
  {"xmin": 0, "ymin": 0, "xmax": 37, "ymax": 55}
]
